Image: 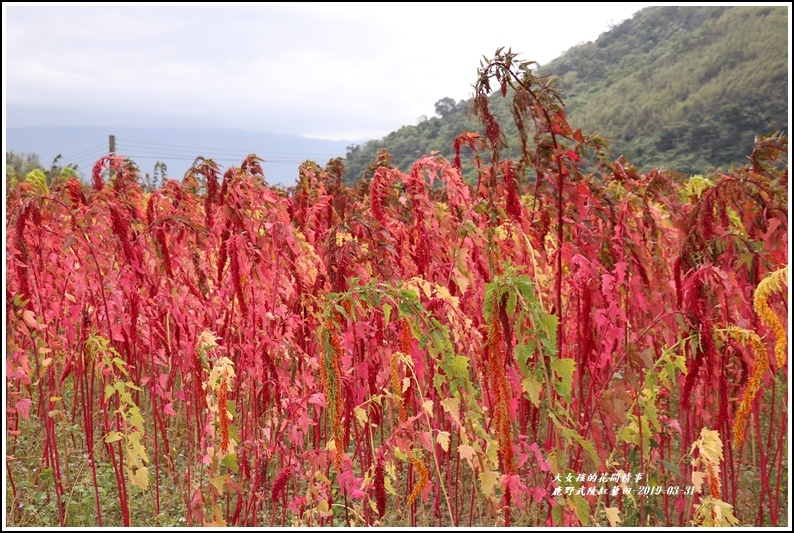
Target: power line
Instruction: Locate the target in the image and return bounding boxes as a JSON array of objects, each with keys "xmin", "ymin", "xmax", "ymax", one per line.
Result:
[
  {"xmin": 62, "ymin": 143, "xmax": 108, "ymax": 161},
  {"xmin": 123, "ymin": 154, "xmax": 330, "ymax": 167},
  {"xmin": 119, "ymin": 147, "xmax": 331, "ymax": 162},
  {"xmin": 68, "ymin": 149, "xmax": 113, "ymax": 169},
  {"xmin": 118, "ymin": 138, "xmax": 345, "ymax": 158}
]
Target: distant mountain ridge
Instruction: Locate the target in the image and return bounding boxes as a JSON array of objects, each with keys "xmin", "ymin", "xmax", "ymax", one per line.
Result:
[
  {"xmin": 5, "ymin": 126, "xmax": 354, "ymax": 187},
  {"xmin": 342, "ymin": 5, "xmax": 789, "ymax": 182}
]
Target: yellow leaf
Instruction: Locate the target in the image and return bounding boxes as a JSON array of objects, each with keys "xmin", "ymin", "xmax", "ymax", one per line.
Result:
[
  {"xmin": 714, "ymin": 500, "xmax": 739, "ymax": 526},
  {"xmin": 354, "ymin": 406, "xmax": 368, "ymax": 427},
  {"xmin": 316, "ymin": 499, "xmax": 332, "ymax": 518},
  {"xmin": 402, "ymin": 377, "xmax": 411, "ymax": 394},
  {"xmin": 521, "ymin": 376, "xmax": 542, "ymax": 406},
  {"xmin": 700, "ymin": 429, "xmax": 723, "ymax": 464},
  {"xmin": 203, "ymin": 503, "xmax": 226, "ymax": 526},
  {"xmin": 440, "ymin": 397, "xmax": 460, "ymax": 423},
  {"xmin": 127, "ymin": 431, "xmax": 149, "ymax": 464},
  {"xmin": 128, "ymin": 465, "xmax": 149, "ymax": 490},
  {"xmin": 485, "ymin": 440, "xmax": 499, "ymax": 469},
  {"xmin": 128, "ymin": 409, "xmax": 145, "ymax": 433},
  {"xmin": 478, "ymin": 469, "xmax": 500, "ymax": 497},
  {"xmin": 458, "ymin": 444, "xmax": 476, "ymax": 469},
  {"xmin": 692, "ymin": 471, "xmax": 705, "ymax": 494},
  {"xmin": 435, "ymin": 285, "xmax": 454, "ymax": 305},
  {"xmin": 384, "ymin": 475, "xmax": 396, "ymax": 496},
  {"xmin": 384, "ymin": 465, "xmax": 397, "ymax": 496},
  {"xmin": 437, "ymin": 431, "xmax": 450, "ymax": 452},
  {"xmin": 105, "ymin": 431, "xmax": 123, "ymax": 443},
  {"xmin": 605, "ymin": 506, "xmax": 622, "ymax": 527},
  {"xmin": 713, "ymin": 502, "xmax": 723, "ymax": 524},
  {"xmin": 421, "ymin": 400, "xmax": 434, "ymax": 417}
]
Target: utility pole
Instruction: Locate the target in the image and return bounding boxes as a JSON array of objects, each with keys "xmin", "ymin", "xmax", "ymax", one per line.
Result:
[{"xmin": 109, "ymin": 134, "xmax": 116, "ymax": 180}]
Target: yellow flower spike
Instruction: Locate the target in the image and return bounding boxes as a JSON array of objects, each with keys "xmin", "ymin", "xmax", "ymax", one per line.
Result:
[
  {"xmin": 407, "ymin": 453, "xmax": 429, "ymax": 506},
  {"xmin": 753, "ymin": 266, "xmax": 788, "ymax": 368},
  {"xmin": 723, "ymin": 327, "xmax": 768, "ymax": 447}
]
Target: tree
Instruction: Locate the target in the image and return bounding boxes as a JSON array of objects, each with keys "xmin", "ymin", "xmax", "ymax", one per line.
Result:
[
  {"xmin": 5, "ymin": 151, "xmax": 84, "ymax": 193},
  {"xmin": 434, "ymin": 97, "xmax": 456, "ymax": 118},
  {"xmin": 6, "ymin": 151, "xmax": 45, "ymax": 177}
]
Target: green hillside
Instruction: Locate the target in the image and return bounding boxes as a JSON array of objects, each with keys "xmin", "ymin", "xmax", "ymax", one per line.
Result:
[{"xmin": 342, "ymin": 5, "xmax": 788, "ymax": 183}]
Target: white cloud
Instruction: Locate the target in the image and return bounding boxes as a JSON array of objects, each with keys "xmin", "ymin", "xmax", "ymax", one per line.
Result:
[{"xmin": 4, "ymin": 2, "xmax": 654, "ymax": 141}]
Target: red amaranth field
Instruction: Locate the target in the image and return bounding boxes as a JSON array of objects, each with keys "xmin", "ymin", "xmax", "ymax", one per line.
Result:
[{"xmin": 5, "ymin": 50, "xmax": 788, "ymax": 527}]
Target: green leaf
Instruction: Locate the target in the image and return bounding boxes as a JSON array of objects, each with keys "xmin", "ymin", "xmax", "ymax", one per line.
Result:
[
  {"xmin": 550, "ymin": 357, "xmax": 575, "ymax": 403},
  {"xmin": 570, "ymin": 494, "xmax": 590, "ymax": 526},
  {"xmin": 228, "ymin": 423, "xmax": 240, "ymax": 444},
  {"xmin": 433, "ymin": 372, "xmax": 446, "ymax": 393},
  {"xmin": 572, "ymin": 432, "xmax": 600, "ymax": 469},
  {"xmin": 515, "ymin": 277, "xmax": 536, "ymax": 304},
  {"xmin": 448, "ymin": 355, "xmax": 470, "ymax": 379},
  {"xmin": 221, "ymin": 453, "xmax": 239, "ymax": 474},
  {"xmin": 210, "ymin": 474, "xmax": 229, "ymax": 496},
  {"xmin": 506, "ymin": 290, "xmax": 517, "ymax": 317},
  {"xmin": 552, "ymin": 503, "xmax": 563, "ymax": 525},
  {"xmin": 112, "ymin": 357, "xmax": 127, "ymax": 375},
  {"xmin": 382, "ymin": 303, "xmax": 392, "ymax": 325},
  {"xmin": 521, "ymin": 376, "xmax": 542, "ymax": 407},
  {"xmin": 617, "ymin": 414, "xmax": 652, "ymax": 456},
  {"xmin": 118, "ymin": 389, "xmax": 133, "ymax": 407},
  {"xmin": 672, "ymin": 354, "xmax": 687, "ymax": 375},
  {"xmin": 514, "ymin": 341, "xmax": 536, "ymax": 376},
  {"xmin": 39, "ymin": 467, "xmax": 54, "ymax": 483},
  {"xmin": 393, "ymin": 447, "xmax": 407, "ymax": 462},
  {"xmin": 661, "ymin": 460, "xmax": 680, "ymax": 477},
  {"xmin": 539, "ymin": 312, "xmax": 559, "ymax": 352},
  {"xmin": 128, "ymin": 407, "xmax": 145, "ymax": 432}
]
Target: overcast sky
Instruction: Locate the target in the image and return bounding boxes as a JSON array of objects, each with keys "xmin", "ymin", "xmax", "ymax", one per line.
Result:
[{"xmin": 4, "ymin": 2, "xmax": 656, "ymax": 142}]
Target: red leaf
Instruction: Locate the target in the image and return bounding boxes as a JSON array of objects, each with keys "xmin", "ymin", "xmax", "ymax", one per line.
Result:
[{"xmin": 15, "ymin": 398, "xmax": 32, "ymax": 420}]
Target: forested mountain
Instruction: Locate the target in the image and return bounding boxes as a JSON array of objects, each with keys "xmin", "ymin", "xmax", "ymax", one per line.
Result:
[{"xmin": 342, "ymin": 6, "xmax": 788, "ymax": 183}]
